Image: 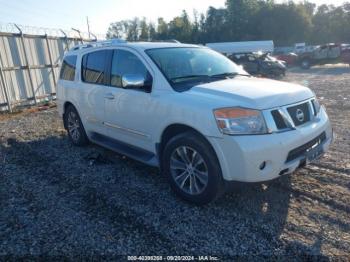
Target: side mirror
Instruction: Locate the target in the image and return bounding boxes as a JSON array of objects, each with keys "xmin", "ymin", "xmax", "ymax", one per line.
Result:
[{"xmin": 121, "ymin": 74, "xmax": 145, "ymax": 89}]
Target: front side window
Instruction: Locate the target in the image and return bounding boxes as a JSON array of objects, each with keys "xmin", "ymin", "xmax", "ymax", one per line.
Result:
[
  {"xmin": 60, "ymin": 55, "xmax": 77, "ymax": 81},
  {"xmin": 110, "ymin": 49, "xmax": 152, "ymax": 90},
  {"xmin": 146, "ymin": 47, "xmax": 248, "ymax": 91},
  {"xmin": 81, "ymin": 50, "xmax": 107, "ymax": 85}
]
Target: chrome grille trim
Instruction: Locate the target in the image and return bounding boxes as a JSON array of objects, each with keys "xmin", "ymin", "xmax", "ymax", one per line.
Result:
[{"xmin": 263, "ymin": 98, "xmax": 317, "ymax": 133}]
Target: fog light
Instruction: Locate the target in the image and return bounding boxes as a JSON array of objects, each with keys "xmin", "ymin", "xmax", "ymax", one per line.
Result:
[{"xmin": 259, "ymin": 161, "xmax": 266, "ymax": 170}]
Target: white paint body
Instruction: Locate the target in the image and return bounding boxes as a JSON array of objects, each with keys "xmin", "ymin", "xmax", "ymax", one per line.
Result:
[{"xmin": 57, "ymin": 42, "xmax": 332, "ymax": 183}]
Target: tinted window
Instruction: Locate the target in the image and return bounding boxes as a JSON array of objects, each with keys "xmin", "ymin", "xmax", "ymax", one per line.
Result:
[
  {"xmin": 82, "ymin": 50, "xmax": 107, "ymax": 84},
  {"xmin": 111, "ymin": 50, "xmax": 152, "ymax": 89},
  {"xmin": 146, "ymin": 47, "xmax": 246, "ymax": 91},
  {"xmin": 60, "ymin": 55, "xmax": 77, "ymax": 81}
]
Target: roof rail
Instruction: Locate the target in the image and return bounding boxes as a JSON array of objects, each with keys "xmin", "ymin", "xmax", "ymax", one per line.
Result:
[
  {"xmin": 70, "ymin": 38, "xmax": 127, "ymax": 51},
  {"xmin": 153, "ymin": 39, "xmax": 180, "ymax": 43}
]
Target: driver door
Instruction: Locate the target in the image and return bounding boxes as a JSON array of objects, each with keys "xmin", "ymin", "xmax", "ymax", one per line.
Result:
[{"xmin": 103, "ymin": 48, "xmax": 155, "ymax": 151}]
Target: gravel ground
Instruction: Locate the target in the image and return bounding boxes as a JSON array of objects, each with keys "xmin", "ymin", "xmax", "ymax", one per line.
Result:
[{"xmin": 0, "ymin": 65, "xmax": 349, "ymax": 259}]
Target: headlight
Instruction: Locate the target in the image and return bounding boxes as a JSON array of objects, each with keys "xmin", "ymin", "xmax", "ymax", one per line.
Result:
[
  {"xmin": 214, "ymin": 107, "xmax": 268, "ymax": 135},
  {"xmin": 312, "ymin": 98, "xmax": 321, "ymax": 115}
]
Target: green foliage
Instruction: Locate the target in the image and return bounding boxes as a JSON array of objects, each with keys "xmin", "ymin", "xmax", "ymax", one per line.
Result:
[
  {"xmin": 202, "ymin": 7, "xmax": 228, "ymax": 42},
  {"xmin": 139, "ymin": 18, "xmax": 149, "ymax": 41},
  {"xmin": 312, "ymin": 4, "xmax": 350, "ymax": 44},
  {"xmin": 255, "ymin": 2, "xmax": 313, "ymax": 45},
  {"xmin": 168, "ymin": 10, "xmax": 193, "ymax": 42},
  {"xmin": 106, "ymin": 1, "xmax": 350, "ymax": 46}
]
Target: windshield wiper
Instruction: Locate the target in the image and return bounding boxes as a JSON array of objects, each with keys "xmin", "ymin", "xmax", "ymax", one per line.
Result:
[
  {"xmin": 171, "ymin": 72, "xmax": 250, "ymax": 82},
  {"xmin": 210, "ymin": 72, "xmax": 250, "ymax": 78},
  {"xmin": 170, "ymin": 75, "xmax": 211, "ymax": 81}
]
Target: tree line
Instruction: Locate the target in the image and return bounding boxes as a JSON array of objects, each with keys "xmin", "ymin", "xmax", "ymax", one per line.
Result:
[{"xmin": 106, "ymin": 0, "xmax": 350, "ymax": 46}]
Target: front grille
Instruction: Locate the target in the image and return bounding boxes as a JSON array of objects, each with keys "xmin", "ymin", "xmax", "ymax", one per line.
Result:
[
  {"xmin": 271, "ymin": 110, "xmax": 287, "ymax": 129},
  {"xmin": 287, "ymin": 102, "xmax": 310, "ymax": 126},
  {"xmin": 270, "ymin": 101, "xmax": 313, "ymax": 131},
  {"xmin": 286, "ymin": 132, "xmax": 326, "ymax": 163}
]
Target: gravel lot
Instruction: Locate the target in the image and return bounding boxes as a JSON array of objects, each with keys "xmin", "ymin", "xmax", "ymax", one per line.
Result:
[{"xmin": 0, "ymin": 65, "xmax": 349, "ymax": 259}]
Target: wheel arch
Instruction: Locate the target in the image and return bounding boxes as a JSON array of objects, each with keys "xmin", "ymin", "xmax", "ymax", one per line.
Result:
[
  {"xmin": 157, "ymin": 124, "xmax": 219, "ymax": 168},
  {"xmin": 158, "ymin": 123, "xmax": 225, "ymax": 203}
]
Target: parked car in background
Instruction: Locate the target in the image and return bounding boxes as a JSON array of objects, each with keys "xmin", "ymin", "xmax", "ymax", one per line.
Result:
[
  {"xmin": 299, "ymin": 43, "xmax": 350, "ymax": 69},
  {"xmin": 229, "ymin": 52, "xmax": 286, "ymax": 78},
  {"xmin": 57, "ymin": 40, "xmax": 332, "ymax": 205},
  {"xmin": 274, "ymin": 52, "xmax": 298, "ymax": 67},
  {"xmin": 294, "ymin": 43, "xmax": 306, "ymax": 54}
]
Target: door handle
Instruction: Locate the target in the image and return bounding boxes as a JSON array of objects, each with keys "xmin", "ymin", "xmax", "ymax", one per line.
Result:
[{"xmin": 104, "ymin": 93, "xmax": 115, "ymax": 100}]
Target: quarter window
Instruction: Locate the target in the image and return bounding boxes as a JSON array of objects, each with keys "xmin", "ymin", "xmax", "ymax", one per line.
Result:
[
  {"xmin": 82, "ymin": 50, "xmax": 107, "ymax": 85},
  {"xmin": 60, "ymin": 55, "xmax": 77, "ymax": 81},
  {"xmin": 111, "ymin": 50, "xmax": 152, "ymax": 89}
]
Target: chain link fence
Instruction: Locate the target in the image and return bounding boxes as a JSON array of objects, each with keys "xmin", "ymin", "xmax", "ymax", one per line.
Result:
[
  {"xmin": 0, "ymin": 23, "xmax": 105, "ymax": 112},
  {"xmin": 0, "ymin": 22, "xmax": 105, "ymax": 40}
]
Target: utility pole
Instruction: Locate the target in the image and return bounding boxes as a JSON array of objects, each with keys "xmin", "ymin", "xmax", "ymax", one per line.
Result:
[{"xmin": 86, "ymin": 16, "xmax": 91, "ymax": 39}]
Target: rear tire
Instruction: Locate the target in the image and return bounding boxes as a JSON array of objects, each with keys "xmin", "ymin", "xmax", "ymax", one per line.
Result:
[
  {"xmin": 64, "ymin": 105, "xmax": 89, "ymax": 146},
  {"xmin": 162, "ymin": 131, "xmax": 224, "ymax": 205},
  {"xmin": 301, "ymin": 59, "xmax": 311, "ymax": 69}
]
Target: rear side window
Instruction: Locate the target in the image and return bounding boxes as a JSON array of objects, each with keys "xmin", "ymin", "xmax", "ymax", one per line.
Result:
[
  {"xmin": 60, "ymin": 55, "xmax": 77, "ymax": 81},
  {"xmin": 81, "ymin": 50, "xmax": 107, "ymax": 85}
]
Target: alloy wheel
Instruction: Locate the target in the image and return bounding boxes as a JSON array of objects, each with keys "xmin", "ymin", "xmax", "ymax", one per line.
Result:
[
  {"xmin": 67, "ymin": 111, "xmax": 80, "ymax": 142},
  {"xmin": 170, "ymin": 146, "xmax": 209, "ymax": 195}
]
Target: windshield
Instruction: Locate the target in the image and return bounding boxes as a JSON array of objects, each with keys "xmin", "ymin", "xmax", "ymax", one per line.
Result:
[{"xmin": 146, "ymin": 47, "xmax": 248, "ymax": 91}]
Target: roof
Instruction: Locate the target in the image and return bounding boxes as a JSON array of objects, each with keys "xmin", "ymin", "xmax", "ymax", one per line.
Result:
[
  {"xmin": 66, "ymin": 39, "xmax": 200, "ymax": 55},
  {"xmin": 123, "ymin": 41, "xmax": 199, "ymax": 50}
]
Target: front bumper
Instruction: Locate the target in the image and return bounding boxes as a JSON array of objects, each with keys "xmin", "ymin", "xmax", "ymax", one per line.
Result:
[{"xmin": 208, "ymin": 106, "xmax": 332, "ymax": 182}]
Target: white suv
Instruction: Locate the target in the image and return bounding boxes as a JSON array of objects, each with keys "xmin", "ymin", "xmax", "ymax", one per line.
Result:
[{"xmin": 57, "ymin": 40, "xmax": 333, "ymax": 204}]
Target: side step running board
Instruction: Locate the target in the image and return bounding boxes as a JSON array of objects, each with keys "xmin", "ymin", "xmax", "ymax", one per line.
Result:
[{"xmin": 90, "ymin": 132, "xmax": 159, "ymax": 167}]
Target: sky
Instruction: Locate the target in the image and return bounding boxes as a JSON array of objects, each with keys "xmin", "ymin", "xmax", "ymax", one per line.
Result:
[{"xmin": 0, "ymin": 0, "xmax": 347, "ymax": 36}]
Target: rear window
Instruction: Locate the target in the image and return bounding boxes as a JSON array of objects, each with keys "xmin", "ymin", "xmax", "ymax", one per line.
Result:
[
  {"xmin": 60, "ymin": 55, "xmax": 77, "ymax": 81},
  {"xmin": 81, "ymin": 50, "xmax": 108, "ymax": 85}
]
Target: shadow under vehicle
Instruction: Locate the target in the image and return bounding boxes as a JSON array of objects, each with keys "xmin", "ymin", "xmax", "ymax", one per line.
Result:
[
  {"xmin": 228, "ymin": 52, "xmax": 286, "ymax": 78},
  {"xmin": 298, "ymin": 43, "xmax": 350, "ymax": 69}
]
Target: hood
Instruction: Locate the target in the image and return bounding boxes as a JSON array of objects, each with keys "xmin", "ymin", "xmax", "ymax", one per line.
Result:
[
  {"xmin": 188, "ymin": 76, "xmax": 314, "ymax": 110},
  {"xmin": 261, "ymin": 60, "xmax": 286, "ymax": 69}
]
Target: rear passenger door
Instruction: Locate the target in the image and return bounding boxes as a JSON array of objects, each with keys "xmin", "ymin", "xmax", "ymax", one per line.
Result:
[
  {"xmin": 103, "ymin": 48, "xmax": 155, "ymax": 151},
  {"xmin": 79, "ymin": 50, "xmax": 109, "ymax": 136}
]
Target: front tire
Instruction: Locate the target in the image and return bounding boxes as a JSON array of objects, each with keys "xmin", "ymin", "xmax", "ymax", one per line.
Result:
[
  {"xmin": 162, "ymin": 132, "xmax": 224, "ymax": 205},
  {"xmin": 64, "ymin": 105, "xmax": 89, "ymax": 146}
]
